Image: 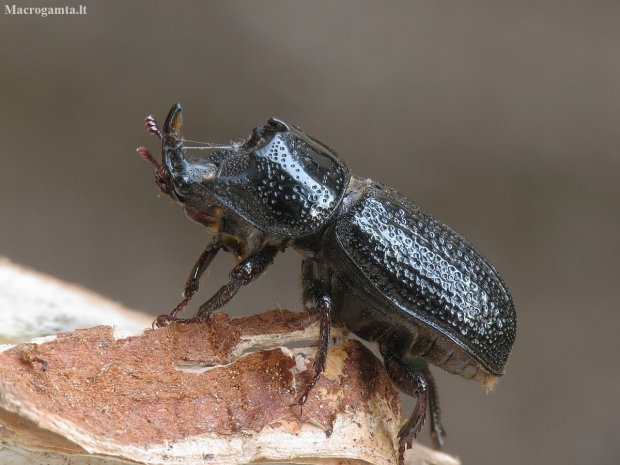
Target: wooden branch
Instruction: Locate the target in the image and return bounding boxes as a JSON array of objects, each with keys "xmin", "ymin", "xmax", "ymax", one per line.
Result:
[{"xmin": 0, "ymin": 258, "xmax": 460, "ymax": 465}]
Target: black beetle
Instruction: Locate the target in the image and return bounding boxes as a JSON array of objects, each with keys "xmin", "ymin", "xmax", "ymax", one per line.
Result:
[{"xmin": 137, "ymin": 104, "xmax": 516, "ymax": 464}]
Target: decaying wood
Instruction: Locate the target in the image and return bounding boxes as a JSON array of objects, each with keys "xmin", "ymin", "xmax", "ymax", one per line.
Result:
[{"xmin": 0, "ymin": 258, "xmax": 460, "ymax": 465}]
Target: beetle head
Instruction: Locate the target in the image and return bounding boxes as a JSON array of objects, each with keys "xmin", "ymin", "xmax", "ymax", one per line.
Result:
[
  {"xmin": 138, "ymin": 104, "xmax": 224, "ymax": 232},
  {"xmin": 139, "ymin": 103, "xmax": 351, "ymax": 238}
]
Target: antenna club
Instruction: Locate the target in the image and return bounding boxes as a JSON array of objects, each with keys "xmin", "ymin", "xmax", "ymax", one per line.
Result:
[{"xmin": 145, "ymin": 115, "xmax": 163, "ymax": 140}]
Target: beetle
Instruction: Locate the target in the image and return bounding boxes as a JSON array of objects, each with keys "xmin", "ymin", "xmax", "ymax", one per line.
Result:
[{"xmin": 137, "ymin": 104, "xmax": 516, "ymax": 464}]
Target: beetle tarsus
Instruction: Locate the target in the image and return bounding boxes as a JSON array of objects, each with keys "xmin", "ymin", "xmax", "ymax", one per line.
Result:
[
  {"xmin": 152, "ymin": 313, "xmax": 195, "ymax": 329},
  {"xmin": 152, "ymin": 296, "xmax": 193, "ymax": 328}
]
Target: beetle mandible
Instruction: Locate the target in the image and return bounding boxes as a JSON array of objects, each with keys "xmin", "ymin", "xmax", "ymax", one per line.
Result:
[{"xmin": 137, "ymin": 104, "xmax": 516, "ymax": 464}]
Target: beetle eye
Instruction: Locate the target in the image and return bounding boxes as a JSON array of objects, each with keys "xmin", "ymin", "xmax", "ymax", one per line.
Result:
[{"xmin": 173, "ymin": 176, "xmax": 191, "ymax": 197}]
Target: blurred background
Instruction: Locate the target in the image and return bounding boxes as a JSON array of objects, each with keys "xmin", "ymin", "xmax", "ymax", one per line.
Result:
[{"xmin": 1, "ymin": 1, "xmax": 619, "ymax": 464}]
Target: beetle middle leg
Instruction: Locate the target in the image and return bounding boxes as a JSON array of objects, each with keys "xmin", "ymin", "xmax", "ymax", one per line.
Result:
[
  {"xmin": 153, "ymin": 239, "xmax": 222, "ymax": 327},
  {"xmin": 296, "ymin": 259, "xmax": 332, "ymax": 407},
  {"xmin": 193, "ymin": 246, "xmax": 280, "ymax": 322}
]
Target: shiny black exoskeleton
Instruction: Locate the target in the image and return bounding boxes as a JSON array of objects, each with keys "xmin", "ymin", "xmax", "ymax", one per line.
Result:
[{"xmin": 138, "ymin": 104, "xmax": 516, "ymax": 464}]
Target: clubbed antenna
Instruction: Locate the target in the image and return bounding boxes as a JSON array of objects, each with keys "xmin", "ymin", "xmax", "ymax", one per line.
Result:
[
  {"xmin": 145, "ymin": 115, "xmax": 163, "ymax": 140},
  {"xmin": 138, "ymin": 114, "xmax": 166, "ymax": 175},
  {"xmin": 137, "ymin": 147, "xmax": 163, "ymax": 173},
  {"xmin": 137, "ymin": 146, "xmax": 171, "ymax": 195},
  {"xmin": 137, "ymin": 113, "xmax": 171, "ymax": 195}
]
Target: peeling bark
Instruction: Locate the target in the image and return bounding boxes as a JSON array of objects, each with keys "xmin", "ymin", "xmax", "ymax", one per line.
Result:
[{"xmin": 0, "ymin": 258, "xmax": 459, "ymax": 465}]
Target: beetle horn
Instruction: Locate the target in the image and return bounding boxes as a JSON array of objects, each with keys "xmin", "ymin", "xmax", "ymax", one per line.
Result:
[
  {"xmin": 163, "ymin": 103, "xmax": 183, "ymax": 142},
  {"xmin": 161, "ymin": 103, "xmax": 188, "ymax": 178}
]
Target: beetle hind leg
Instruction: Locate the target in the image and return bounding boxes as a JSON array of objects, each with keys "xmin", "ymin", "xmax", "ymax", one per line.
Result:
[
  {"xmin": 381, "ymin": 349, "xmax": 449, "ymax": 465},
  {"xmin": 419, "ymin": 361, "xmax": 446, "ymax": 449},
  {"xmin": 382, "ymin": 351, "xmax": 428, "ymax": 443}
]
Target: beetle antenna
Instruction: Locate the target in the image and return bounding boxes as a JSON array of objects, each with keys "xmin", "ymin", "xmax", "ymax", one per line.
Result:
[
  {"xmin": 137, "ymin": 147, "xmax": 167, "ymax": 179},
  {"xmin": 145, "ymin": 115, "xmax": 163, "ymax": 140},
  {"xmin": 141, "ymin": 115, "xmax": 169, "ymax": 180}
]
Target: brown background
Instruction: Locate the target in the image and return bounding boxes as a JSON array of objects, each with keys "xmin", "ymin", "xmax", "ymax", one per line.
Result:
[{"xmin": 1, "ymin": 2, "xmax": 618, "ymax": 465}]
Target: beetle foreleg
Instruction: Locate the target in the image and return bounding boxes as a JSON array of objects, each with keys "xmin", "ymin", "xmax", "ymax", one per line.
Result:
[
  {"xmin": 296, "ymin": 259, "xmax": 332, "ymax": 407},
  {"xmin": 153, "ymin": 240, "xmax": 222, "ymax": 328},
  {"xmin": 381, "ymin": 351, "xmax": 428, "ymax": 465},
  {"xmin": 193, "ymin": 247, "xmax": 279, "ymax": 322},
  {"xmin": 179, "ymin": 240, "xmax": 222, "ymax": 310}
]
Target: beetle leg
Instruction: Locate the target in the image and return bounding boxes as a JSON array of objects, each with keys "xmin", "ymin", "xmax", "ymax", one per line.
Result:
[
  {"xmin": 421, "ymin": 363, "xmax": 446, "ymax": 449},
  {"xmin": 296, "ymin": 259, "xmax": 332, "ymax": 407},
  {"xmin": 381, "ymin": 350, "xmax": 428, "ymax": 465},
  {"xmin": 178, "ymin": 240, "xmax": 222, "ymax": 312},
  {"xmin": 153, "ymin": 240, "xmax": 222, "ymax": 328},
  {"xmin": 405, "ymin": 357, "xmax": 446, "ymax": 449},
  {"xmin": 20, "ymin": 350, "xmax": 49, "ymax": 372},
  {"xmin": 193, "ymin": 246, "xmax": 279, "ymax": 322}
]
